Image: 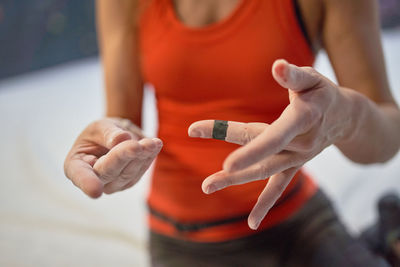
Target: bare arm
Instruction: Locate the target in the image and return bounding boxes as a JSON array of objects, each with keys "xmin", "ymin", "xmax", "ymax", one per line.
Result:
[
  {"xmin": 323, "ymin": 0, "xmax": 400, "ymax": 163},
  {"xmin": 96, "ymin": 0, "xmax": 143, "ymax": 125},
  {"xmin": 64, "ymin": 1, "xmax": 162, "ymax": 198}
]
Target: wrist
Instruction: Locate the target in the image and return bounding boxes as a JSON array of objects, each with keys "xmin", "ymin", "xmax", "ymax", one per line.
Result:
[{"xmin": 335, "ymin": 87, "xmax": 365, "ymax": 146}]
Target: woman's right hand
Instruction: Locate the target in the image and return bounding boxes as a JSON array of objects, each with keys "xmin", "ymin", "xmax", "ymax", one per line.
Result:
[{"xmin": 64, "ymin": 118, "xmax": 163, "ymax": 198}]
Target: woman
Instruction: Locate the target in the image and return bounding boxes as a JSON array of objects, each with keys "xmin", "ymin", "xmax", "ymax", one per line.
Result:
[{"xmin": 64, "ymin": 0, "xmax": 400, "ymax": 266}]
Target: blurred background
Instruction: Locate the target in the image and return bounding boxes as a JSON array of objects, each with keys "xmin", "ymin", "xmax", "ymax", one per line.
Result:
[
  {"xmin": 0, "ymin": 0, "xmax": 97, "ymax": 79},
  {"xmin": 0, "ymin": 0, "xmax": 399, "ymax": 266}
]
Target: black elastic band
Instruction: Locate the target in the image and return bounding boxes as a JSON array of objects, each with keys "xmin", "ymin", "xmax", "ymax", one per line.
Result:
[
  {"xmin": 293, "ymin": 0, "xmax": 312, "ymax": 49},
  {"xmin": 212, "ymin": 120, "xmax": 228, "ymax": 140},
  {"xmin": 148, "ymin": 175, "xmax": 305, "ymax": 233},
  {"xmin": 149, "ymin": 206, "xmax": 248, "ymax": 232}
]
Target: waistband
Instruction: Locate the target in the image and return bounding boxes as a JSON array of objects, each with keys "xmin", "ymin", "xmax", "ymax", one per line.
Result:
[{"xmin": 148, "ymin": 176, "xmax": 305, "ymax": 233}]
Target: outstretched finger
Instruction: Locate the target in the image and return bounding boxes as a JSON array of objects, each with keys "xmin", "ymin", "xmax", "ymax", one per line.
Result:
[
  {"xmin": 188, "ymin": 120, "xmax": 267, "ymax": 145},
  {"xmin": 247, "ymin": 167, "xmax": 300, "ymax": 230},
  {"xmin": 202, "ymin": 151, "xmax": 301, "ymax": 194},
  {"xmin": 223, "ymin": 104, "xmax": 309, "ymax": 172}
]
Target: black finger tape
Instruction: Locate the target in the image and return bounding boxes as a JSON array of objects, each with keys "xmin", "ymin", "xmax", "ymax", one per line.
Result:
[{"xmin": 212, "ymin": 120, "xmax": 228, "ymax": 140}]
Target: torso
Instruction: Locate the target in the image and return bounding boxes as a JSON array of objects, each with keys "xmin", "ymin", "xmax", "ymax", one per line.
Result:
[
  {"xmin": 172, "ymin": 0, "xmax": 324, "ymax": 51},
  {"xmin": 140, "ymin": 0, "xmax": 318, "ymax": 242}
]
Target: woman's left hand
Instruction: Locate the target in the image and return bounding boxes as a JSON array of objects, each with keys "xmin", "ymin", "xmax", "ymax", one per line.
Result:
[{"xmin": 188, "ymin": 59, "xmax": 356, "ymax": 230}]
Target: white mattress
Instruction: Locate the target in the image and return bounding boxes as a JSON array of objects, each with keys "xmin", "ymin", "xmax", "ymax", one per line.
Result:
[{"xmin": 0, "ymin": 30, "xmax": 399, "ymax": 266}]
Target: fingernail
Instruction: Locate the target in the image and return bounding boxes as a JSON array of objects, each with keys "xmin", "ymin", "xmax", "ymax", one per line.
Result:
[
  {"xmin": 249, "ymin": 220, "xmax": 260, "ymax": 230},
  {"xmin": 205, "ymin": 184, "xmax": 216, "ymax": 194},
  {"xmin": 189, "ymin": 129, "xmax": 201, "ymax": 138},
  {"xmin": 152, "ymin": 138, "xmax": 163, "ymax": 147},
  {"xmin": 274, "ymin": 59, "xmax": 287, "ymax": 78}
]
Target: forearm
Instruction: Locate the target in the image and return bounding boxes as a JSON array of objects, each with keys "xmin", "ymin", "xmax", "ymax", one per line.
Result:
[
  {"xmin": 101, "ymin": 28, "xmax": 143, "ymax": 126},
  {"xmin": 96, "ymin": 0, "xmax": 143, "ymax": 126},
  {"xmin": 336, "ymin": 88, "xmax": 400, "ymax": 164},
  {"xmin": 103, "ymin": 49, "xmax": 143, "ymax": 127}
]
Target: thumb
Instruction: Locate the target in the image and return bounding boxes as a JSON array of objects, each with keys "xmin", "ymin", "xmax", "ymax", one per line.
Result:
[{"xmin": 272, "ymin": 59, "xmax": 322, "ymax": 92}]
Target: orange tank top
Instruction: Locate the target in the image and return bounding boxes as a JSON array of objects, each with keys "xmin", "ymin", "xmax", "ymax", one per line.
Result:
[{"xmin": 139, "ymin": 0, "xmax": 317, "ymax": 242}]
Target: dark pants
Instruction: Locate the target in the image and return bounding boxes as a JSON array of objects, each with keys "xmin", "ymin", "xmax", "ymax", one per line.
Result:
[{"xmin": 149, "ymin": 190, "xmax": 390, "ymax": 267}]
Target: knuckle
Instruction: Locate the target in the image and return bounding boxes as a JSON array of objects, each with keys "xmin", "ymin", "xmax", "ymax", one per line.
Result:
[
  {"xmin": 86, "ymin": 120, "xmax": 102, "ymax": 137},
  {"xmin": 100, "ymin": 173, "xmax": 114, "ymax": 183},
  {"xmin": 304, "ymin": 67, "xmax": 320, "ymax": 81},
  {"xmin": 303, "ymin": 67, "xmax": 323, "ymax": 87},
  {"xmin": 298, "ymin": 138, "xmax": 317, "ymax": 152},
  {"xmin": 285, "ymin": 155, "xmax": 298, "ymax": 167},
  {"xmin": 258, "ymin": 164, "xmax": 270, "ymax": 179},
  {"xmin": 118, "ymin": 118, "xmax": 132, "ymax": 129},
  {"xmin": 304, "ymin": 66, "xmax": 317, "ymax": 76},
  {"xmin": 298, "ymin": 104, "xmax": 321, "ymax": 129},
  {"xmin": 104, "ymin": 127, "xmax": 117, "ymax": 140},
  {"xmin": 302, "ymin": 141, "xmax": 314, "ymax": 152},
  {"xmin": 115, "ymin": 150, "xmax": 129, "ymax": 164},
  {"xmin": 240, "ymin": 127, "xmax": 253, "ymax": 145},
  {"xmin": 130, "ymin": 143, "xmax": 145, "ymax": 158},
  {"xmin": 89, "ymin": 119, "xmax": 100, "ymax": 129},
  {"xmin": 94, "ymin": 164, "xmax": 113, "ymax": 182},
  {"xmin": 98, "ymin": 168, "xmax": 112, "ymax": 179},
  {"xmin": 120, "ymin": 173, "xmax": 133, "ymax": 181},
  {"xmin": 105, "ymin": 129, "xmax": 131, "ymax": 148},
  {"xmin": 127, "ymin": 141, "xmax": 140, "ymax": 152},
  {"xmin": 103, "ymin": 127, "xmax": 114, "ymax": 143}
]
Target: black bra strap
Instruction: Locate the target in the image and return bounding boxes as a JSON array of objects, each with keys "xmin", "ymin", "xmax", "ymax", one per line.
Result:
[{"xmin": 292, "ymin": 0, "xmax": 312, "ymax": 49}]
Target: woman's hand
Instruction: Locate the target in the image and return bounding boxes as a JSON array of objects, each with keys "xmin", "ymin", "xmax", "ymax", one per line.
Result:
[
  {"xmin": 64, "ymin": 118, "xmax": 163, "ymax": 198},
  {"xmin": 188, "ymin": 59, "xmax": 356, "ymax": 229}
]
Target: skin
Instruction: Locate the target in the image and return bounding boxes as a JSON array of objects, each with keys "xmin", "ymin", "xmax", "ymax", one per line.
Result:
[
  {"xmin": 64, "ymin": 118, "xmax": 162, "ymax": 197},
  {"xmin": 64, "ymin": 0, "xmax": 400, "ymax": 233},
  {"xmin": 188, "ymin": 60, "xmax": 399, "ymax": 229}
]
